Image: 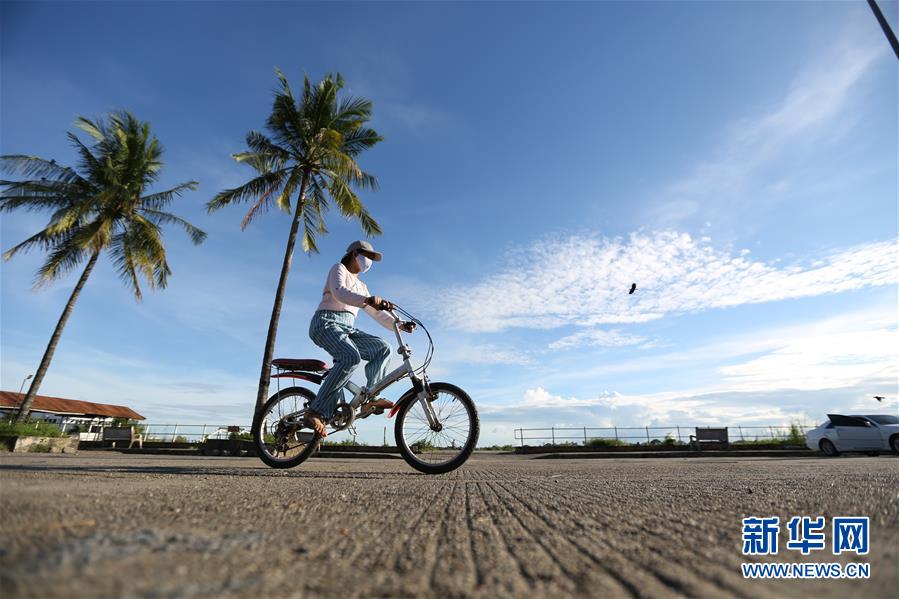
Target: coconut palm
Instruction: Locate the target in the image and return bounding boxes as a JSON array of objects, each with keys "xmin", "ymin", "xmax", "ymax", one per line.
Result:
[
  {"xmin": 207, "ymin": 70, "xmax": 383, "ymax": 412},
  {"xmin": 1, "ymin": 111, "xmax": 206, "ymax": 422}
]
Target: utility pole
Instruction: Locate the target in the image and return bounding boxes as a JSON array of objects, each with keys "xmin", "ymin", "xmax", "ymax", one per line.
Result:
[{"xmin": 867, "ymin": 0, "xmax": 899, "ymax": 60}]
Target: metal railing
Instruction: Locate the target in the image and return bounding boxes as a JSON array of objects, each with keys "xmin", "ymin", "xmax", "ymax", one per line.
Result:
[
  {"xmin": 513, "ymin": 424, "xmax": 811, "ymax": 447},
  {"xmin": 136, "ymin": 424, "xmax": 252, "ymax": 443}
]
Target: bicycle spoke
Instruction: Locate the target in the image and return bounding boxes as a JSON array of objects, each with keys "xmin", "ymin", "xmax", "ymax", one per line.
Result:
[{"xmin": 401, "ymin": 389, "xmax": 474, "ymax": 465}]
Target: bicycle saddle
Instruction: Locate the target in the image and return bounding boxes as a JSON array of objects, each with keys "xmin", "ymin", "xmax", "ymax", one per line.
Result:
[{"xmin": 272, "ymin": 358, "xmax": 329, "ymax": 372}]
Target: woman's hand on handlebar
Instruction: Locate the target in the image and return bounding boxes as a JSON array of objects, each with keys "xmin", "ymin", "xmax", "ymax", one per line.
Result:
[{"xmin": 365, "ymin": 295, "xmax": 393, "ymax": 311}]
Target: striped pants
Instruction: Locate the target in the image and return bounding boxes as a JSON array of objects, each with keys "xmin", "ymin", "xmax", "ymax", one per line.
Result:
[{"xmin": 308, "ymin": 310, "xmax": 391, "ymax": 418}]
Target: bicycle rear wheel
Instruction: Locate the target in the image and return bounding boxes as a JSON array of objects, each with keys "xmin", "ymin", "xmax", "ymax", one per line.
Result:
[
  {"xmin": 254, "ymin": 386, "xmax": 320, "ymax": 469},
  {"xmin": 395, "ymin": 382, "xmax": 479, "ymax": 474}
]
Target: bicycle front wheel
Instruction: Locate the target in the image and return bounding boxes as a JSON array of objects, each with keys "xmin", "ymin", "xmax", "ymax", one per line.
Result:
[
  {"xmin": 395, "ymin": 382, "xmax": 479, "ymax": 474},
  {"xmin": 254, "ymin": 386, "xmax": 320, "ymax": 469}
]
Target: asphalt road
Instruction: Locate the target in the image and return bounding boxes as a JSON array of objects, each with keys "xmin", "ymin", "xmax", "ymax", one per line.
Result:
[{"xmin": 1, "ymin": 452, "xmax": 896, "ymax": 598}]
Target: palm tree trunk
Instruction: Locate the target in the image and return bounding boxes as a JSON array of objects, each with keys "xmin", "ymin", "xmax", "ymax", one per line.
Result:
[
  {"xmin": 15, "ymin": 250, "xmax": 101, "ymax": 422},
  {"xmin": 255, "ymin": 171, "xmax": 310, "ymax": 412}
]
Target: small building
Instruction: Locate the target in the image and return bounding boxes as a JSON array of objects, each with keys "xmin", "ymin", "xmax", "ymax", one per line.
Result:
[{"xmin": 0, "ymin": 391, "xmax": 144, "ymax": 438}]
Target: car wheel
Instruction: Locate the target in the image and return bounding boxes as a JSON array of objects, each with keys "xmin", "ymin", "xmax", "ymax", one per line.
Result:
[
  {"xmin": 890, "ymin": 435, "xmax": 899, "ymax": 455},
  {"xmin": 819, "ymin": 439, "xmax": 839, "ymax": 457}
]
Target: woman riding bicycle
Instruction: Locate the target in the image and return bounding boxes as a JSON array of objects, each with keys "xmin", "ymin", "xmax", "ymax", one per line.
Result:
[{"xmin": 304, "ymin": 240, "xmax": 415, "ymax": 437}]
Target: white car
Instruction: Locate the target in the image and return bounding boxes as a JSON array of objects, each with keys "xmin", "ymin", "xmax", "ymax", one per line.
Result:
[{"xmin": 806, "ymin": 414, "xmax": 899, "ymax": 456}]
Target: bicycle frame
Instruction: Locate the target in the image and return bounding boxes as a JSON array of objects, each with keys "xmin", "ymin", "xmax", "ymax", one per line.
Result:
[
  {"xmin": 340, "ymin": 309, "xmax": 440, "ymax": 429},
  {"xmin": 266, "ymin": 309, "xmax": 441, "ymax": 432}
]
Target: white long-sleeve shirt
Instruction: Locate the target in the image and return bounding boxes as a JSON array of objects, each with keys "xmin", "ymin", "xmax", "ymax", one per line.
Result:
[{"xmin": 316, "ymin": 263, "xmax": 396, "ymax": 331}]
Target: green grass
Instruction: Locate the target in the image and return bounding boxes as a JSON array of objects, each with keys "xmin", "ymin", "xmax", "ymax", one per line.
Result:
[
  {"xmin": 0, "ymin": 419, "xmax": 65, "ymax": 438},
  {"xmin": 27, "ymin": 443, "xmax": 52, "ymax": 453}
]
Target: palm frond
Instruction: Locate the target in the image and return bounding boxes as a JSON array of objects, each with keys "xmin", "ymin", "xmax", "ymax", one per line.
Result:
[
  {"xmin": 74, "ymin": 116, "xmax": 106, "ymax": 141},
  {"xmin": 141, "ymin": 209, "xmax": 207, "ymax": 244},
  {"xmin": 0, "ymin": 181, "xmax": 85, "ymax": 213},
  {"xmin": 273, "ymin": 168, "xmax": 302, "ymax": 214},
  {"xmin": 326, "ymin": 174, "xmax": 362, "ymax": 217},
  {"xmin": 335, "ymin": 95, "xmax": 373, "ymax": 123},
  {"xmin": 0, "ymin": 155, "xmax": 85, "ymax": 185},
  {"xmin": 124, "ymin": 214, "xmax": 170, "ymax": 293},
  {"xmin": 357, "ymin": 205, "xmax": 382, "ymax": 237},
  {"xmin": 3, "ymin": 228, "xmax": 72, "ymax": 261},
  {"xmin": 340, "ymin": 127, "xmax": 383, "ymax": 158},
  {"xmin": 108, "ymin": 232, "xmax": 143, "ymax": 300},
  {"xmin": 206, "ymin": 169, "xmax": 288, "ymax": 213},
  {"xmin": 34, "ymin": 216, "xmax": 108, "ymax": 284},
  {"xmin": 139, "ymin": 181, "xmax": 199, "ymax": 210},
  {"xmin": 245, "ymin": 131, "xmax": 290, "ymax": 163}
]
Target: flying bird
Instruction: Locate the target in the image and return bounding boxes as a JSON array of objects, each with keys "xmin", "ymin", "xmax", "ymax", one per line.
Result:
[
  {"xmin": 874, "ymin": 396, "xmax": 885, "ymax": 402},
  {"xmin": 628, "ymin": 283, "xmax": 637, "ymax": 295}
]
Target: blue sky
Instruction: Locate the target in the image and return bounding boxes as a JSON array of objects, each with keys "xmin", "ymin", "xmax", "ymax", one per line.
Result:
[{"xmin": 1, "ymin": 1, "xmax": 896, "ymax": 445}]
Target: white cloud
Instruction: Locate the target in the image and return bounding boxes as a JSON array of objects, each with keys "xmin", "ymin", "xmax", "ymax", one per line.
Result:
[
  {"xmin": 549, "ymin": 328, "xmax": 648, "ymax": 350},
  {"xmin": 719, "ymin": 327, "xmax": 897, "ymax": 392},
  {"xmin": 521, "ymin": 387, "xmax": 621, "ymax": 409},
  {"xmin": 439, "ymin": 231, "xmax": 897, "ymax": 332},
  {"xmin": 479, "ymin": 304, "xmax": 898, "ymax": 431},
  {"xmin": 648, "ymin": 21, "xmax": 885, "ymax": 226}
]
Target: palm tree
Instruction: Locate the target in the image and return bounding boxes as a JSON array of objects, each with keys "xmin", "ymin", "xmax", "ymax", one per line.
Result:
[
  {"xmin": 1, "ymin": 111, "xmax": 207, "ymax": 422},
  {"xmin": 207, "ymin": 70, "xmax": 383, "ymax": 412}
]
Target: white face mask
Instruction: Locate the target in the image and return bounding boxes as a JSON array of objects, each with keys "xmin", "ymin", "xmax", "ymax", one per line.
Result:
[{"xmin": 355, "ymin": 254, "xmax": 373, "ymax": 274}]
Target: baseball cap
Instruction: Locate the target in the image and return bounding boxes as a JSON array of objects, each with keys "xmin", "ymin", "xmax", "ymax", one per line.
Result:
[{"xmin": 345, "ymin": 240, "xmax": 382, "ymax": 261}]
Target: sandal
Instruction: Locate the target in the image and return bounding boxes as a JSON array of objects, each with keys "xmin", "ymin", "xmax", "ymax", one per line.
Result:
[{"xmin": 303, "ymin": 410, "xmax": 328, "ymax": 438}]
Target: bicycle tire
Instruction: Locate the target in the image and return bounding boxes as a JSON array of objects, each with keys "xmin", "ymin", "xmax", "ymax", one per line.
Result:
[
  {"xmin": 254, "ymin": 386, "xmax": 320, "ymax": 469},
  {"xmin": 394, "ymin": 382, "xmax": 479, "ymax": 474}
]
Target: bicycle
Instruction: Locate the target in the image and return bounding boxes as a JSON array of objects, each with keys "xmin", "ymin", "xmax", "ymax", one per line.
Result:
[{"xmin": 252, "ymin": 305, "xmax": 480, "ymax": 474}]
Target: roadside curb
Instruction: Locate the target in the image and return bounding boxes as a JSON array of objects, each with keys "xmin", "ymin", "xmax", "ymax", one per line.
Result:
[
  {"xmin": 532, "ymin": 449, "xmax": 816, "ymax": 459},
  {"xmin": 76, "ymin": 447, "xmax": 403, "ymax": 459},
  {"xmin": 313, "ymin": 451, "xmax": 402, "ymax": 460}
]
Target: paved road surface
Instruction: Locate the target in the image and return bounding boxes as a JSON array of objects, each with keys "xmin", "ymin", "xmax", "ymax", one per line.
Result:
[{"xmin": 1, "ymin": 452, "xmax": 896, "ymax": 598}]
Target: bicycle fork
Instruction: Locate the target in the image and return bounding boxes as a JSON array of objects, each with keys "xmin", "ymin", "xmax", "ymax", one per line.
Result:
[{"xmin": 413, "ymin": 377, "xmax": 442, "ymax": 431}]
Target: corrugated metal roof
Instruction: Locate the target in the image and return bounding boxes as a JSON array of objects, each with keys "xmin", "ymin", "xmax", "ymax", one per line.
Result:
[{"xmin": 0, "ymin": 391, "xmax": 145, "ymax": 420}]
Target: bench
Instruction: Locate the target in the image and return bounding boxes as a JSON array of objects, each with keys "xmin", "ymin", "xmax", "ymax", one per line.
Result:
[
  {"xmin": 690, "ymin": 427, "xmax": 729, "ymax": 450},
  {"xmin": 102, "ymin": 426, "xmax": 143, "ymax": 449}
]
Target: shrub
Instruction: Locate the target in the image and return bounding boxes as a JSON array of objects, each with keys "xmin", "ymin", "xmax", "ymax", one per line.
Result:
[
  {"xmin": 586, "ymin": 438, "xmax": 626, "ymax": 448},
  {"xmin": 785, "ymin": 422, "xmax": 806, "ymax": 445},
  {"xmin": 173, "ymin": 435, "xmax": 189, "ymax": 443},
  {"xmin": 410, "ymin": 439, "xmax": 435, "ymax": 452},
  {"xmin": 28, "ymin": 443, "xmax": 51, "ymax": 453},
  {"xmin": 322, "ymin": 438, "xmax": 360, "ymax": 447},
  {"xmin": 0, "ymin": 419, "xmax": 65, "ymax": 438},
  {"xmin": 228, "ymin": 431, "xmax": 253, "ymax": 441}
]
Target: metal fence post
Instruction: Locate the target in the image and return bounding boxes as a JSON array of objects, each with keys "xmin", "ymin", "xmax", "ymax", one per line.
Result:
[
  {"xmin": 676, "ymin": 425, "xmax": 681, "ymax": 443},
  {"xmin": 646, "ymin": 427, "xmax": 650, "ymax": 443},
  {"xmin": 738, "ymin": 426, "xmax": 744, "ymax": 441},
  {"xmin": 583, "ymin": 427, "xmax": 587, "ymax": 445},
  {"xmin": 614, "ymin": 426, "xmax": 618, "ymax": 441},
  {"xmin": 171, "ymin": 424, "xmax": 178, "ymax": 442},
  {"xmin": 551, "ymin": 427, "xmax": 556, "ymax": 446},
  {"xmin": 201, "ymin": 424, "xmax": 207, "ymax": 442}
]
